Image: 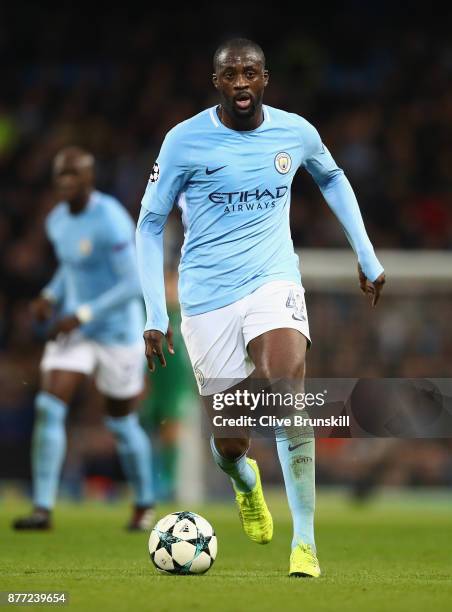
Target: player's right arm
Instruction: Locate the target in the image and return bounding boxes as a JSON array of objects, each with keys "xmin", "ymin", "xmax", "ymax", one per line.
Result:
[
  {"xmin": 31, "ymin": 212, "xmax": 67, "ymax": 322},
  {"xmin": 41, "ymin": 265, "xmax": 65, "ymax": 303},
  {"xmin": 30, "ymin": 265, "xmax": 65, "ymax": 321},
  {"xmin": 136, "ymin": 127, "xmax": 189, "ymax": 371}
]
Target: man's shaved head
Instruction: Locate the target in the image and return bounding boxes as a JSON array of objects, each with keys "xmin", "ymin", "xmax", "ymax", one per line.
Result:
[
  {"xmin": 53, "ymin": 146, "xmax": 94, "ymax": 173},
  {"xmin": 212, "ymin": 38, "xmax": 268, "ymax": 129},
  {"xmin": 213, "ymin": 38, "xmax": 265, "ymax": 72},
  {"xmin": 53, "ymin": 146, "xmax": 95, "ymax": 209}
]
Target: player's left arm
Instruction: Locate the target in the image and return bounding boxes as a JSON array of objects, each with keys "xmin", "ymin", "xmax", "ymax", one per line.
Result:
[
  {"xmin": 301, "ymin": 121, "xmax": 385, "ymax": 306},
  {"xmin": 48, "ymin": 207, "xmax": 141, "ymax": 338},
  {"xmin": 78, "ymin": 210, "xmax": 142, "ymax": 321}
]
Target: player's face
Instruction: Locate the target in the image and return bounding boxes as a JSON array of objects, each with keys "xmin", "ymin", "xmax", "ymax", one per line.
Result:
[
  {"xmin": 213, "ymin": 50, "xmax": 269, "ymax": 120},
  {"xmin": 53, "ymin": 155, "xmax": 93, "ymax": 203}
]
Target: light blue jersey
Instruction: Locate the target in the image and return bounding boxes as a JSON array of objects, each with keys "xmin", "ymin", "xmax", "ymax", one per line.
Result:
[
  {"xmin": 44, "ymin": 190, "xmax": 144, "ymax": 345},
  {"xmin": 137, "ymin": 105, "xmax": 383, "ymax": 334}
]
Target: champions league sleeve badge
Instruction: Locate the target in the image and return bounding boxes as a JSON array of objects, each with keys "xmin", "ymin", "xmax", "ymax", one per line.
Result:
[{"xmin": 149, "ymin": 162, "xmax": 160, "ymax": 183}]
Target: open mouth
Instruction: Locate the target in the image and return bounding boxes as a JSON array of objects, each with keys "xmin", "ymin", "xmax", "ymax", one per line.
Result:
[{"xmin": 234, "ymin": 93, "xmax": 252, "ymax": 110}]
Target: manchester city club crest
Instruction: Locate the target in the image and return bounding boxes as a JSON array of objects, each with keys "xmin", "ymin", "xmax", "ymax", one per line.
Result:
[
  {"xmin": 194, "ymin": 367, "xmax": 205, "ymax": 388},
  {"xmin": 274, "ymin": 152, "xmax": 292, "ymax": 174},
  {"xmin": 79, "ymin": 238, "xmax": 93, "ymax": 256}
]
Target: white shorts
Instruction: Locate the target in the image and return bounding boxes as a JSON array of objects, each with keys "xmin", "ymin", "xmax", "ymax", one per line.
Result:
[
  {"xmin": 40, "ymin": 331, "xmax": 145, "ymax": 399},
  {"xmin": 181, "ymin": 280, "xmax": 310, "ymax": 396}
]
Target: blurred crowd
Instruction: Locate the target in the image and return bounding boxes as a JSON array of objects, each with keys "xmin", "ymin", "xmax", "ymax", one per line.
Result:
[
  {"xmin": 0, "ymin": 4, "xmax": 451, "ymax": 493},
  {"xmin": 1, "ymin": 6, "xmax": 452, "ymax": 351}
]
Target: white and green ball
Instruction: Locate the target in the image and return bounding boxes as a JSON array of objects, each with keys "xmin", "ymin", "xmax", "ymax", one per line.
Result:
[{"xmin": 148, "ymin": 511, "xmax": 217, "ymax": 575}]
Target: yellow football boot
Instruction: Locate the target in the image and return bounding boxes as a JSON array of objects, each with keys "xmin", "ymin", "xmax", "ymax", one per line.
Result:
[
  {"xmin": 233, "ymin": 458, "xmax": 273, "ymax": 544},
  {"xmin": 289, "ymin": 541, "xmax": 321, "ymax": 577}
]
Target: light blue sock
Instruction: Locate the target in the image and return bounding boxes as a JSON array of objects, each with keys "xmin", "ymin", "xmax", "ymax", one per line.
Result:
[
  {"xmin": 105, "ymin": 414, "xmax": 154, "ymax": 507},
  {"xmin": 210, "ymin": 437, "xmax": 256, "ymax": 493},
  {"xmin": 275, "ymin": 425, "xmax": 316, "ymax": 550},
  {"xmin": 32, "ymin": 392, "xmax": 68, "ymax": 510}
]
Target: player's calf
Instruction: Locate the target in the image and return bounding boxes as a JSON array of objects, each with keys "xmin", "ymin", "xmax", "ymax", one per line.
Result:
[
  {"xmin": 104, "ymin": 412, "xmax": 155, "ymax": 517},
  {"xmin": 13, "ymin": 391, "xmax": 68, "ymax": 531},
  {"xmin": 210, "ymin": 438, "xmax": 273, "ymax": 544}
]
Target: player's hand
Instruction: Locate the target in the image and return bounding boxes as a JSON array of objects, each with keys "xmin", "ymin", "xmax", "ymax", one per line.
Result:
[
  {"xmin": 30, "ymin": 296, "xmax": 54, "ymax": 322},
  {"xmin": 47, "ymin": 315, "xmax": 81, "ymax": 340},
  {"xmin": 143, "ymin": 326, "xmax": 175, "ymax": 372},
  {"xmin": 358, "ymin": 263, "xmax": 386, "ymax": 307}
]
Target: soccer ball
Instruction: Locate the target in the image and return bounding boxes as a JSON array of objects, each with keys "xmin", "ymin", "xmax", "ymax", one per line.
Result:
[{"xmin": 148, "ymin": 511, "xmax": 217, "ymax": 575}]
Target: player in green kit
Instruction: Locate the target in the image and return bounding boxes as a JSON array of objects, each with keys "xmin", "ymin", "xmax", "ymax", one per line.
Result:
[{"xmin": 140, "ymin": 270, "xmax": 195, "ymax": 501}]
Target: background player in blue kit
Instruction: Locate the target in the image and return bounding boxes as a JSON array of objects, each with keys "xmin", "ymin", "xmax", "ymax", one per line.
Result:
[
  {"xmin": 13, "ymin": 147, "xmax": 154, "ymax": 531},
  {"xmin": 136, "ymin": 39, "xmax": 386, "ymax": 576}
]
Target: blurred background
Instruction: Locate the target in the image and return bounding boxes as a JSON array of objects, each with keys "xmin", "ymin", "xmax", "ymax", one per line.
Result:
[{"xmin": 0, "ymin": 2, "xmax": 451, "ymax": 504}]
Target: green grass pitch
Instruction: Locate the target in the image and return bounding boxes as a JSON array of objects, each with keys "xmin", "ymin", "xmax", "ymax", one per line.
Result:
[{"xmin": 1, "ymin": 491, "xmax": 451, "ymax": 612}]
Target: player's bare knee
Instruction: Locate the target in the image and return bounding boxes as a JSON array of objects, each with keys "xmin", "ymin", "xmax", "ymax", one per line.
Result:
[
  {"xmin": 286, "ymin": 357, "xmax": 306, "ymax": 380},
  {"xmin": 41, "ymin": 371, "xmax": 84, "ymax": 405},
  {"xmin": 105, "ymin": 397, "xmax": 137, "ymax": 417},
  {"xmin": 254, "ymin": 357, "xmax": 305, "ymax": 381},
  {"xmin": 214, "ymin": 437, "xmax": 248, "ymax": 460}
]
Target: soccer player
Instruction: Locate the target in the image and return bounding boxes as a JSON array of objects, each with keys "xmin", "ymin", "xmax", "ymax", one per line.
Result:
[
  {"xmin": 136, "ymin": 39, "xmax": 385, "ymax": 576},
  {"xmin": 140, "ymin": 269, "xmax": 195, "ymax": 501},
  {"xmin": 13, "ymin": 147, "xmax": 154, "ymax": 531}
]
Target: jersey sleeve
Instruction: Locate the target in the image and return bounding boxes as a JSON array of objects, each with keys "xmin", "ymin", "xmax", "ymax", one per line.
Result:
[
  {"xmin": 300, "ymin": 119, "xmax": 384, "ymax": 282},
  {"xmin": 102, "ymin": 201, "xmax": 136, "ymax": 253},
  {"xmin": 42, "ymin": 265, "xmax": 66, "ymax": 303},
  {"xmin": 300, "ymin": 119, "xmax": 343, "ymax": 186},
  {"xmin": 141, "ymin": 127, "xmax": 190, "ymax": 215},
  {"xmin": 75, "ymin": 202, "xmax": 142, "ymax": 323},
  {"xmin": 42, "ymin": 210, "xmax": 66, "ymax": 303},
  {"xmin": 136, "ymin": 127, "xmax": 190, "ymax": 334},
  {"xmin": 136, "ymin": 206, "xmax": 168, "ymax": 334}
]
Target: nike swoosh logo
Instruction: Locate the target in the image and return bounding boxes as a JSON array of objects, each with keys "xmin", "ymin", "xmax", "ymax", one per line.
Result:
[
  {"xmin": 288, "ymin": 441, "xmax": 310, "ymax": 451},
  {"xmin": 206, "ymin": 165, "xmax": 227, "ymax": 175}
]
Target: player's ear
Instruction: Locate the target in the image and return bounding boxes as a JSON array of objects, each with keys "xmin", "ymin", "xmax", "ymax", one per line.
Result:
[
  {"xmin": 212, "ymin": 73, "xmax": 218, "ymax": 89},
  {"xmin": 263, "ymin": 69, "xmax": 269, "ymax": 87}
]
